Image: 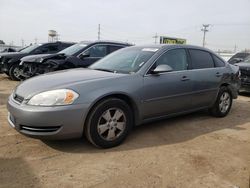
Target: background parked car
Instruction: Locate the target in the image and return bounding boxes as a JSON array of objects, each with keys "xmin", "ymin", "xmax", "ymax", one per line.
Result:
[
  {"xmin": 234, "ymin": 57, "xmax": 250, "ymax": 92},
  {"xmin": 7, "ymin": 45, "xmax": 240, "ymax": 148},
  {"xmin": 0, "ymin": 41, "xmax": 75, "ymax": 80},
  {"xmin": 0, "ymin": 47, "xmax": 17, "ymax": 53},
  {"xmin": 19, "ymin": 41, "xmax": 132, "ymax": 79},
  {"xmin": 228, "ymin": 52, "xmax": 250, "ymax": 64}
]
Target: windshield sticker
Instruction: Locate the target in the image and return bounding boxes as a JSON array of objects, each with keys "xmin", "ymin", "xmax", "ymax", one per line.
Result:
[{"xmin": 142, "ymin": 48, "xmax": 158, "ymax": 52}]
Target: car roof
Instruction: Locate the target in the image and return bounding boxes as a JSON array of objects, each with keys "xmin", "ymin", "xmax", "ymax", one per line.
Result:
[
  {"xmin": 78, "ymin": 40, "xmax": 133, "ymax": 46},
  {"xmin": 127, "ymin": 44, "xmax": 214, "ymax": 52},
  {"xmin": 38, "ymin": 41, "xmax": 75, "ymax": 45}
]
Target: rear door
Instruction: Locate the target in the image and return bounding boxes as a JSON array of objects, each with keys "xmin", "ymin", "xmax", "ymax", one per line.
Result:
[
  {"xmin": 188, "ymin": 49, "xmax": 225, "ymax": 108},
  {"xmin": 142, "ymin": 48, "xmax": 193, "ymax": 119}
]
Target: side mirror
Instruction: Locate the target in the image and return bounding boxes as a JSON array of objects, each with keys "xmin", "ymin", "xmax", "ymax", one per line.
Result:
[
  {"xmin": 234, "ymin": 58, "xmax": 243, "ymax": 63},
  {"xmin": 79, "ymin": 51, "xmax": 90, "ymax": 59},
  {"xmin": 152, "ymin": 64, "xmax": 173, "ymax": 74}
]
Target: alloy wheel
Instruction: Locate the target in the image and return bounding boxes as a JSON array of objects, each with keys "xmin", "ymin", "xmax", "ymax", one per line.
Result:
[{"xmin": 97, "ymin": 108, "xmax": 126, "ymax": 141}]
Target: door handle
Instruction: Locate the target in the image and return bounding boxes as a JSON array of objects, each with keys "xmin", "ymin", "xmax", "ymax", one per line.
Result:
[
  {"xmin": 181, "ymin": 76, "xmax": 190, "ymax": 81},
  {"xmin": 216, "ymin": 72, "xmax": 222, "ymax": 77}
]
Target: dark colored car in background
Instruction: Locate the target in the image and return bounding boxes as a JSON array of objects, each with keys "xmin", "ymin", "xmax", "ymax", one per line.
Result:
[
  {"xmin": 0, "ymin": 41, "xmax": 75, "ymax": 80},
  {"xmin": 7, "ymin": 45, "xmax": 240, "ymax": 148},
  {"xmin": 228, "ymin": 52, "xmax": 250, "ymax": 64},
  {"xmin": 0, "ymin": 48, "xmax": 17, "ymax": 53},
  {"xmin": 19, "ymin": 41, "xmax": 132, "ymax": 79},
  {"xmin": 235, "ymin": 57, "xmax": 250, "ymax": 92}
]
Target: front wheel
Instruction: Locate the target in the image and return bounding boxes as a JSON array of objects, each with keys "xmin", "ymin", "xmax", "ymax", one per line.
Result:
[
  {"xmin": 85, "ymin": 98, "xmax": 133, "ymax": 148},
  {"xmin": 209, "ymin": 86, "xmax": 232, "ymax": 117},
  {"xmin": 9, "ymin": 64, "xmax": 22, "ymax": 81}
]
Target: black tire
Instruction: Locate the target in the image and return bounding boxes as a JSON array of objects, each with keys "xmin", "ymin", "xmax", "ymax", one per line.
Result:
[
  {"xmin": 209, "ymin": 86, "xmax": 232, "ymax": 117},
  {"xmin": 4, "ymin": 71, "xmax": 10, "ymax": 76},
  {"xmin": 85, "ymin": 98, "xmax": 133, "ymax": 148},
  {"xmin": 9, "ymin": 64, "xmax": 21, "ymax": 81}
]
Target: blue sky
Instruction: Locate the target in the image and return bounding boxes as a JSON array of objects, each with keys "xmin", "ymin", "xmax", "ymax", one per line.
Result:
[{"xmin": 0, "ymin": 0, "xmax": 249, "ymax": 51}]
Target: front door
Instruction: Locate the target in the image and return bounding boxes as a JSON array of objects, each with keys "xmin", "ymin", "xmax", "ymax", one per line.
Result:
[
  {"xmin": 142, "ymin": 48, "xmax": 193, "ymax": 119},
  {"xmin": 78, "ymin": 45, "xmax": 108, "ymax": 67}
]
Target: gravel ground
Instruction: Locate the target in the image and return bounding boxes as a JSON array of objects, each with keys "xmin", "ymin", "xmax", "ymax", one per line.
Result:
[{"xmin": 0, "ymin": 74, "xmax": 250, "ymax": 188}]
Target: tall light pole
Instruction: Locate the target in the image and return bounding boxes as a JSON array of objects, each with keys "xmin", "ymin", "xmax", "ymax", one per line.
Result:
[
  {"xmin": 98, "ymin": 24, "xmax": 101, "ymax": 40},
  {"xmin": 201, "ymin": 24, "xmax": 210, "ymax": 47}
]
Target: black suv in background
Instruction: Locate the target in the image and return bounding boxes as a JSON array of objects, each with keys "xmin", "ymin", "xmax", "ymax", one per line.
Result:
[
  {"xmin": 234, "ymin": 57, "xmax": 250, "ymax": 92},
  {"xmin": 228, "ymin": 52, "xmax": 250, "ymax": 64},
  {"xmin": 19, "ymin": 41, "xmax": 132, "ymax": 79},
  {"xmin": 0, "ymin": 41, "xmax": 75, "ymax": 80}
]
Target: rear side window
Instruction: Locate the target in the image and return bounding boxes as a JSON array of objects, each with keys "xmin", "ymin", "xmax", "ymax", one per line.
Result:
[
  {"xmin": 213, "ymin": 55, "xmax": 225, "ymax": 67},
  {"xmin": 47, "ymin": 45, "xmax": 59, "ymax": 52},
  {"xmin": 189, "ymin": 49, "xmax": 214, "ymax": 69},
  {"xmin": 154, "ymin": 49, "xmax": 188, "ymax": 71}
]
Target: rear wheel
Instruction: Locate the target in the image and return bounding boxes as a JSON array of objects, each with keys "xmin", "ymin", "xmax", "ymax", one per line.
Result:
[
  {"xmin": 9, "ymin": 64, "xmax": 22, "ymax": 81},
  {"xmin": 85, "ymin": 98, "xmax": 133, "ymax": 148},
  {"xmin": 209, "ymin": 86, "xmax": 232, "ymax": 117}
]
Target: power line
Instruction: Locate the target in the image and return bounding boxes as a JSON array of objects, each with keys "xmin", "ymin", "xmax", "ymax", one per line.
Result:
[{"xmin": 201, "ymin": 24, "xmax": 210, "ymax": 47}]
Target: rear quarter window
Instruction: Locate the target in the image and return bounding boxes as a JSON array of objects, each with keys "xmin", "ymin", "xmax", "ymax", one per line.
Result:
[
  {"xmin": 213, "ymin": 55, "xmax": 225, "ymax": 67},
  {"xmin": 189, "ymin": 49, "xmax": 214, "ymax": 69}
]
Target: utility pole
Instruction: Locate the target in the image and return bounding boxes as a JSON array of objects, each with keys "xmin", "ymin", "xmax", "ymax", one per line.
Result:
[
  {"xmin": 98, "ymin": 24, "xmax": 101, "ymax": 40},
  {"xmin": 201, "ymin": 24, "xmax": 210, "ymax": 47},
  {"xmin": 21, "ymin": 39, "xmax": 24, "ymax": 47},
  {"xmin": 153, "ymin": 33, "xmax": 158, "ymax": 44},
  {"xmin": 234, "ymin": 44, "xmax": 237, "ymax": 53}
]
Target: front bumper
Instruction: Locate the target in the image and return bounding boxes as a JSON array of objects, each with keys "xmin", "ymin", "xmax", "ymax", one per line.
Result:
[
  {"xmin": 7, "ymin": 95, "xmax": 90, "ymax": 139},
  {"xmin": 0, "ymin": 62, "xmax": 4, "ymax": 73},
  {"xmin": 0, "ymin": 62, "xmax": 9, "ymax": 73},
  {"xmin": 239, "ymin": 76, "xmax": 250, "ymax": 92},
  {"xmin": 239, "ymin": 82, "xmax": 250, "ymax": 92}
]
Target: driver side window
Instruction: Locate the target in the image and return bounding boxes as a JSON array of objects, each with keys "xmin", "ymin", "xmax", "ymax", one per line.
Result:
[
  {"xmin": 154, "ymin": 49, "xmax": 188, "ymax": 71},
  {"xmin": 84, "ymin": 45, "xmax": 107, "ymax": 58}
]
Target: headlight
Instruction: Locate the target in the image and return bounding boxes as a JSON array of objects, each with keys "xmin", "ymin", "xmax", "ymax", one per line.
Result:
[{"xmin": 27, "ymin": 89, "xmax": 79, "ymax": 106}]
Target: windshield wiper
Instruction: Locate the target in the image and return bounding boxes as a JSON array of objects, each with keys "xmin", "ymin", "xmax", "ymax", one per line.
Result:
[{"xmin": 94, "ymin": 68, "xmax": 115, "ymax": 73}]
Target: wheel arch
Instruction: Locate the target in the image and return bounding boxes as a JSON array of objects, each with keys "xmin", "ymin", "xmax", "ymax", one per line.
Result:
[{"xmin": 84, "ymin": 92, "xmax": 141, "ymax": 131}]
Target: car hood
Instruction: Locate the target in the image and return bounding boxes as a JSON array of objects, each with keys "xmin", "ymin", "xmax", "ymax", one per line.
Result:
[
  {"xmin": 0, "ymin": 52, "xmax": 28, "ymax": 59},
  {"xmin": 235, "ymin": 62, "xmax": 250, "ymax": 69},
  {"xmin": 21, "ymin": 53, "xmax": 65, "ymax": 63},
  {"xmin": 15, "ymin": 68, "xmax": 124, "ymax": 99}
]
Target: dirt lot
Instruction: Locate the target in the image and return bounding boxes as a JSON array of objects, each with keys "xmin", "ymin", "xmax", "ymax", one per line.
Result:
[{"xmin": 0, "ymin": 74, "xmax": 250, "ymax": 188}]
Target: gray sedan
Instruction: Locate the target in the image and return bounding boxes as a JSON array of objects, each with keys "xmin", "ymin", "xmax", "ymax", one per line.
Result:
[{"xmin": 7, "ymin": 45, "xmax": 240, "ymax": 148}]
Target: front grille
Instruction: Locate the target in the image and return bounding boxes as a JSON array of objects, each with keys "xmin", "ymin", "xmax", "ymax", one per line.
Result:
[
  {"xmin": 240, "ymin": 69, "xmax": 250, "ymax": 77},
  {"xmin": 20, "ymin": 125, "xmax": 61, "ymax": 133},
  {"xmin": 13, "ymin": 94, "xmax": 24, "ymax": 104}
]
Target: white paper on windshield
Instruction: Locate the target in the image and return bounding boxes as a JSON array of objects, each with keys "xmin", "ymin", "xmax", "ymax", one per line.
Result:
[{"xmin": 142, "ymin": 48, "xmax": 158, "ymax": 52}]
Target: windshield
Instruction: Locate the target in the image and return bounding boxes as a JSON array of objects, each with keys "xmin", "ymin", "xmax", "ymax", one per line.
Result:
[
  {"xmin": 20, "ymin": 44, "xmax": 41, "ymax": 53},
  {"xmin": 90, "ymin": 47, "xmax": 158, "ymax": 74},
  {"xmin": 59, "ymin": 43, "xmax": 87, "ymax": 56}
]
